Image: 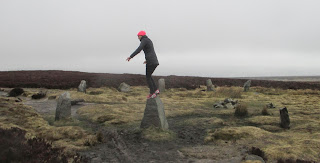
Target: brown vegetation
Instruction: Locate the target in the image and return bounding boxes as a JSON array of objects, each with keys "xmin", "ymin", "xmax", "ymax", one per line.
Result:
[
  {"xmin": 0, "ymin": 127, "xmax": 68, "ymax": 163},
  {"xmin": 1, "ymin": 70, "xmax": 320, "ymax": 90}
]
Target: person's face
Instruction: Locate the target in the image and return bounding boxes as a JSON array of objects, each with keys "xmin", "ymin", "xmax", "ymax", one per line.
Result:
[{"xmin": 138, "ymin": 35, "xmax": 142, "ymax": 40}]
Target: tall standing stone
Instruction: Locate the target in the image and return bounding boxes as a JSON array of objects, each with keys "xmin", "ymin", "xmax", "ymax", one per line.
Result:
[
  {"xmin": 55, "ymin": 92, "xmax": 71, "ymax": 121},
  {"xmin": 206, "ymin": 79, "xmax": 215, "ymax": 91},
  {"xmin": 280, "ymin": 107, "xmax": 290, "ymax": 129},
  {"xmin": 243, "ymin": 80, "xmax": 251, "ymax": 92},
  {"xmin": 141, "ymin": 97, "xmax": 169, "ymax": 129},
  {"xmin": 78, "ymin": 80, "xmax": 87, "ymax": 93},
  {"xmin": 118, "ymin": 82, "xmax": 130, "ymax": 92},
  {"xmin": 158, "ymin": 78, "xmax": 165, "ymax": 93}
]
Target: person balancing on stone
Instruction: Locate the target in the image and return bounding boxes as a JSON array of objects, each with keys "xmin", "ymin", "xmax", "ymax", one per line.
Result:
[{"xmin": 126, "ymin": 31, "xmax": 160, "ymax": 99}]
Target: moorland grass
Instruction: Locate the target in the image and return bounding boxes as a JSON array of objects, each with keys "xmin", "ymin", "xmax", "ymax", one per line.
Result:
[
  {"xmin": 1, "ymin": 85, "xmax": 320, "ymax": 161},
  {"xmin": 0, "ymin": 97, "xmax": 97, "ymax": 155}
]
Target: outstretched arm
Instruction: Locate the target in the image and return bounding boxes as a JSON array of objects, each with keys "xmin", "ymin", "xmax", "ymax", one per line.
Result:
[{"xmin": 129, "ymin": 39, "xmax": 147, "ymax": 59}]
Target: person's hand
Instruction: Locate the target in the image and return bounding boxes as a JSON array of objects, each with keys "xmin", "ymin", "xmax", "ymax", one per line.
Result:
[
  {"xmin": 143, "ymin": 61, "xmax": 147, "ymax": 64},
  {"xmin": 126, "ymin": 57, "xmax": 132, "ymax": 62}
]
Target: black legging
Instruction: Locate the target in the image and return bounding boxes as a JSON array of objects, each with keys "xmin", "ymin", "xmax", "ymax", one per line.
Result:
[{"xmin": 146, "ymin": 64, "xmax": 158, "ymax": 94}]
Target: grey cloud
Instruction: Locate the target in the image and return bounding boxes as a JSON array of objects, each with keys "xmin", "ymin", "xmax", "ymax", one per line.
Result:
[{"xmin": 1, "ymin": 0, "xmax": 320, "ymax": 77}]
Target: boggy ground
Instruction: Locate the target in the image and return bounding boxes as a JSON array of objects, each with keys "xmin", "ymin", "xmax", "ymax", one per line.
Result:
[{"xmin": 0, "ymin": 86, "xmax": 320, "ymax": 162}]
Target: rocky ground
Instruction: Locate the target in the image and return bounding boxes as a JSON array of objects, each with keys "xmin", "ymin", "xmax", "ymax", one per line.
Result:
[{"xmin": 22, "ymin": 96, "xmax": 254, "ymax": 163}]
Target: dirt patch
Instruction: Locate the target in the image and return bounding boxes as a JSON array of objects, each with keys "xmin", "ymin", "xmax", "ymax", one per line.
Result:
[
  {"xmin": 78, "ymin": 115, "xmax": 252, "ymax": 163},
  {"xmin": 169, "ymin": 116, "xmax": 207, "ymax": 145},
  {"xmin": 80, "ymin": 128, "xmax": 186, "ymax": 163},
  {"xmin": 24, "ymin": 98, "xmax": 94, "ymax": 117}
]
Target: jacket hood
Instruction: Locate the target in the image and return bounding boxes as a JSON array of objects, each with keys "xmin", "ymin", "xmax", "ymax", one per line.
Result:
[{"xmin": 140, "ymin": 35, "xmax": 148, "ymax": 41}]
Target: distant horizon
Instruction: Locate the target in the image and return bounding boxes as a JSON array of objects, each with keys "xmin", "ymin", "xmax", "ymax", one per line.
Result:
[{"xmin": 1, "ymin": 69, "xmax": 320, "ymax": 79}]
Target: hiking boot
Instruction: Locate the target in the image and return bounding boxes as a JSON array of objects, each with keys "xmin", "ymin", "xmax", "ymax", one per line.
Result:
[
  {"xmin": 150, "ymin": 93, "xmax": 157, "ymax": 99},
  {"xmin": 147, "ymin": 93, "xmax": 157, "ymax": 99},
  {"xmin": 155, "ymin": 89, "xmax": 160, "ymax": 94}
]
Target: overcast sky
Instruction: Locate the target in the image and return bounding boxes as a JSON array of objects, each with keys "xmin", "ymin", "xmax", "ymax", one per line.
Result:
[{"xmin": 1, "ymin": 0, "xmax": 320, "ymax": 77}]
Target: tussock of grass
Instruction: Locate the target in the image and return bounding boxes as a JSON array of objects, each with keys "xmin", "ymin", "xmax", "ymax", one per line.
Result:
[
  {"xmin": 46, "ymin": 87, "xmax": 148, "ymax": 104},
  {"xmin": 205, "ymin": 126, "xmax": 271, "ymax": 142},
  {"xmin": 263, "ymin": 133, "xmax": 320, "ymax": 161},
  {"xmin": 261, "ymin": 107, "xmax": 270, "ymax": 115},
  {"xmin": 38, "ymin": 126, "xmax": 85, "ymax": 141},
  {"xmin": 253, "ymin": 86, "xmax": 285, "ymax": 95},
  {"xmin": 235, "ymin": 103, "xmax": 248, "ymax": 117},
  {"xmin": 176, "ymin": 117, "xmax": 224, "ymax": 127},
  {"xmin": 51, "ymin": 118, "xmax": 84, "ymax": 127},
  {"xmin": 88, "ymin": 90, "xmax": 103, "ymax": 95},
  {"xmin": 292, "ymin": 120, "xmax": 320, "ymax": 133},
  {"xmin": 165, "ymin": 86, "xmax": 243, "ymax": 100},
  {"xmin": 287, "ymin": 89, "xmax": 320, "ymax": 95},
  {"xmin": 77, "ymin": 104, "xmax": 144, "ymax": 125},
  {"xmin": 247, "ymin": 116, "xmax": 279, "ymax": 125},
  {"xmin": 208, "ymin": 86, "xmax": 243, "ymax": 98},
  {"xmin": 0, "ymin": 97, "xmax": 96, "ymax": 154},
  {"xmin": 176, "ymin": 91, "xmax": 207, "ymax": 98},
  {"xmin": 141, "ymin": 127, "xmax": 176, "ymax": 141},
  {"xmin": 204, "ymin": 125, "xmax": 320, "ymax": 161}
]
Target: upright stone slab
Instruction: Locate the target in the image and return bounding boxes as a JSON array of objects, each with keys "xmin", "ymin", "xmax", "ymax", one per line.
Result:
[
  {"xmin": 141, "ymin": 96, "xmax": 169, "ymax": 129},
  {"xmin": 243, "ymin": 80, "xmax": 251, "ymax": 92},
  {"xmin": 158, "ymin": 78, "xmax": 165, "ymax": 93},
  {"xmin": 55, "ymin": 92, "xmax": 71, "ymax": 121},
  {"xmin": 78, "ymin": 80, "xmax": 87, "ymax": 93},
  {"xmin": 280, "ymin": 107, "xmax": 290, "ymax": 129},
  {"xmin": 118, "ymin": 82, "xmax": 130, "ymax": 92},
  {"xmin": 206, "ymin": 79, "xmax": 215, "ymax": 91}
]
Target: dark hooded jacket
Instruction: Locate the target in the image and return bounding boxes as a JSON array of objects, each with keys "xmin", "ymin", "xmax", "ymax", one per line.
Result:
[{"xmin": 130, "ymin": 35, "xmax": 159, "ymax": 65}]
